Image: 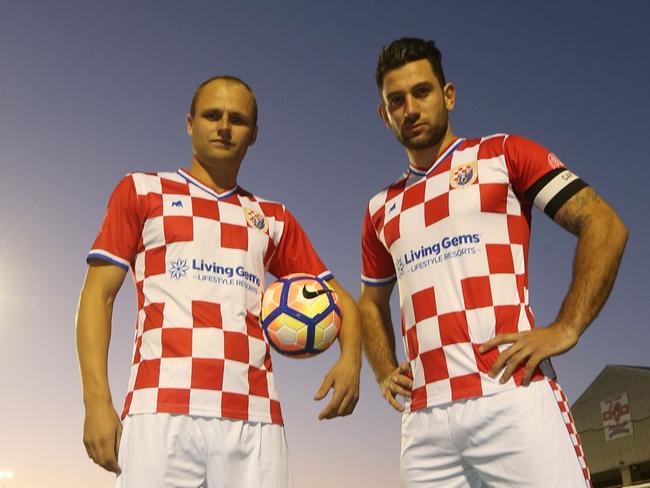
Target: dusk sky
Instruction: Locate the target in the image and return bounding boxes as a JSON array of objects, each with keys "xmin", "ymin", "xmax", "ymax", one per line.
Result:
[{"xmin": 1, "ymin": 2, "xmax": 649, "ymax": 487}]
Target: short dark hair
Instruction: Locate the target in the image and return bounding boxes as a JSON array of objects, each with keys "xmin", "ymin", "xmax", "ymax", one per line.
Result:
[
  {"xmin": 375, "ymin": 37, "xmax": 446, "ymax": 90},
  {"xmin": 189, "ymin": 75, "xmax": 258, "ymax": 126}
]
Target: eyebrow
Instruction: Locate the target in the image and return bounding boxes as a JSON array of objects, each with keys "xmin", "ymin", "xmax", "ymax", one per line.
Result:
[
  {"xmin": 412, "ymin": 81, "xmax": 433, "ymax": 91},
  {"xmin": 385, "ymin": 89, "xmax": 404, "ymax": 100},
  {"xmin": 385, "ymin": 81, "xmax": 434, "ymax": 99},
  {"xmin": 200, "ymin": 108, "xmax": 249, "ymax": 120}
]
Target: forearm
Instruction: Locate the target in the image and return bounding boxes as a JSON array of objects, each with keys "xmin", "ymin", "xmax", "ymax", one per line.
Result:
[
  {"xmin": 555, "ymin": 200, "xmax": 628, "ymax": 336},
  {"xmin": 337, "ymin": 293, "xmax": 362, "ymax": 359},
  {"xmin": 359, "ymin": 296, "xmax": 398, "ymax": 383},
  {"xmin": 76, "ymin": 291, "xmax": 115, "ymax": 408},
  {"xmin": 328, "ymin": 280, "xmax": 361, "ymax": 361}
]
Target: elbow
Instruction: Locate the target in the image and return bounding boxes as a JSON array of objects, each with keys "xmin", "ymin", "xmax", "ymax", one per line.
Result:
[
  {"xmin": 589, "ymin": 202, "xmax": 629, "ymax": 250},
  {"xmin": 610, "ymin": 212, "xmax": 629, "ymax": 253},
  {"xmin": 79, "ymin": 286, "xmax": 116, "ymax": 312},
  {"xmin": 620, "ymin": 223, "xmax": 629, "ymax": 249}
]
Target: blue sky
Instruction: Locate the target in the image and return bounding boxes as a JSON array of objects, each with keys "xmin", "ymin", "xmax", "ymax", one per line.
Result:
[{"xmin": 1, "ymin": 2, "xmax": 648, "ymax": 486}]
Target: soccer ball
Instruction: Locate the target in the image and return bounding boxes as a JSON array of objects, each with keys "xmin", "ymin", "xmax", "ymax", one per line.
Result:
[{"xmin": 260, "ymin": 274, "xmax": 342, "ymax": 358}]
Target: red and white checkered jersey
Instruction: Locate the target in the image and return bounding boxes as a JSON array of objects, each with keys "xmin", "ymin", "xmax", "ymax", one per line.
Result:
[
  {"xmin": 88, "ymin": 168, "xmax": 332, "ymax": 424},
  {"xmin": 361, "ymin": 134, "xmax": 588, "ymax": 411}
]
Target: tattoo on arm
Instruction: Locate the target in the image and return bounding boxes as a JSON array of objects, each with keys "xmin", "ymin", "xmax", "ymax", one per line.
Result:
[
  {"xmin": 554, "ymin": 187, "xmax": 598, "ymax": 236},
  {"xmin": 551, "ymin": 186, "xmax": 628, "ymax": 334}
]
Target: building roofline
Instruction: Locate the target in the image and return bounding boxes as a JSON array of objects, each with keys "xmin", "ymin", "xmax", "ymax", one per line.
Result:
[
  {"xmin": 572, "ymin": 364, "xmax": 650, "ymax": 407},
  {"xmin": 609, "ymin": 364, "xmax": 650, "ymax": 371}
]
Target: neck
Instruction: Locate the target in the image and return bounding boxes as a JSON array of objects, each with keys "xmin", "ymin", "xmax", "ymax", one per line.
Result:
[
  {"xmin": 407, "ymin": 127, "xmax": 457, "ymax": 171},
  {"xmin": 188, "ymin": 156, "xmax": 241, "ymax": 193}
]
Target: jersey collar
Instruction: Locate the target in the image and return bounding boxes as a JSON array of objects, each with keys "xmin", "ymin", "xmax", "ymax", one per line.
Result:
[
  {"xmin": 177, "ymin": 168, "xmax": 239, "ymax": 200},
  {"xmin": 408, "ymin": 138, "xmax": 465, "ymax": 177}
]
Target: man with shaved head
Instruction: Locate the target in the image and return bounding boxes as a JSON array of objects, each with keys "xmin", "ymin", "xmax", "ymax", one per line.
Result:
[{"xmin": 77, "ymin": 76, "xmax": 361, "ymax": 487}]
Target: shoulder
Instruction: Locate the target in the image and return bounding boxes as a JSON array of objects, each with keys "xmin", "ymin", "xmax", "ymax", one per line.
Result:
[
  {"xmin": 368, "ymin": 171, "xmax": 410, "ymax": 214},
  {"xmin": 501, "ymin": 133, "xmax": 549, "ymax": 154},
  {"xmin": 454, "ymin": 133, "xmax": 510, "ymax": 158},
  {"xmin": 126, "ymin": 170, "xmax": 184, "ymax": 195},
  {"xmin": 237, "ymin": 187, "xmax": 288, "ymax": 220},
  {"xmin": 456, "ymin": 133, "xmax": 553, "ymax": 165}
]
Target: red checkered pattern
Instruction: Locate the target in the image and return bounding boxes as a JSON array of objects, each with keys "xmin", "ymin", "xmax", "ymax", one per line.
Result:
[
  {"xmin": 361, "ymin": 135, "xmax": 582, "ymax": 410},
  {"xmin": 549, "ymin": 380, "xmax": 592, "ymax": 486},
  {"xmin": 89, "ymin": 169, "xmax": 331, "ymax": 424}
]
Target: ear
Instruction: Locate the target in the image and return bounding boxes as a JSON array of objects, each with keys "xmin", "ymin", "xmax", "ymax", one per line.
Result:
[
  {"xmin": 186, "ymin": 113, "xmax": 193, "ymax": 136},
  {"xmin": 443, "ymin": 82, "xmax": 456, "ymax": 112},
  {"xmin": 248, "ymin": 126, "xmax": 258, "ymax": 146},
  {"xmin": 377, "ymin": 103, "xmax": 390, "ymax": 128}
]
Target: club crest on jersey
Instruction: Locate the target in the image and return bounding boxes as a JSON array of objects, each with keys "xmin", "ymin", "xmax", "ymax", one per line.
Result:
[
  {"xmin": 243, "ymin": 208, "xmax": 268, "ymax": 233},
  {"xmin": 450, "ymin": 161, "xmax": 478, "ymax": 189}
]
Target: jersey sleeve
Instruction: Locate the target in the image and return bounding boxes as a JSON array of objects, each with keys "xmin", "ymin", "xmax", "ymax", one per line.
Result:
[
  {"xmin": 268, "ymin": 207, "xmax": 331, "ymax": 280},
  {"xmin": 87, "ymin": 175, "xmax": 143, "ymax": 270},
  {"xmin": 504, "ymin": 134, "xmax": 589, "ymax": 219},
  {"xmin": 361, "ymin": 205, "xmax": 396, "ymax": 286}
]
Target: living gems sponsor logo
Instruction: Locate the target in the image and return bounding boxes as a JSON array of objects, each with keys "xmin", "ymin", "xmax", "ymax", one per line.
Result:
[
  {"xmin": 169, "ymin": 259, "xmax": 189, "ymax": 280},
  {"xmin": 396, "ymin": 233, "xmax": 481, "ymax": 277},
  {"xmin": 168, "ymin": 257, "xmax": 261, "ymax": 292}
]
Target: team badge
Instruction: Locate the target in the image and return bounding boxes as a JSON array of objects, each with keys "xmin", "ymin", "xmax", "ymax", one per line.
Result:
[
  {"xmin": 244, "ymin": 208, "xmax": 268, "ymax": 233},
  {"xmin": 548, "ymin": 153, "xmax": 566, "ymax": 169},
  {"xmin": 450, "ymin": 161, "xmax": 478, "ymax": 188}
]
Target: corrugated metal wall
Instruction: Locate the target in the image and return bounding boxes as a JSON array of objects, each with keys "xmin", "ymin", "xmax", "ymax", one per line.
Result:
[{"xmin": 572, "ymin": 367, "xmax": 650, "ymax": 473}]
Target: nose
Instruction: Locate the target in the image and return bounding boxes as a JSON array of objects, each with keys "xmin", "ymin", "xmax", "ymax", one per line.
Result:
[
  {"xmin": 216, "ymin": 116, "xmax": 232, "ymax": 140},
  {"xmin": 404, "ymin": 94, "xmax": 419, "ymax": 118}
]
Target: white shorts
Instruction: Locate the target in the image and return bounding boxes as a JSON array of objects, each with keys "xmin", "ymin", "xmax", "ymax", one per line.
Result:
[
  {"xmin": 400, "ymin": 379, "xmax": 591, "ymax": 487},
  {"xmin": 115, "ymin": 413, "xmax": 293, "ymax": 488}
]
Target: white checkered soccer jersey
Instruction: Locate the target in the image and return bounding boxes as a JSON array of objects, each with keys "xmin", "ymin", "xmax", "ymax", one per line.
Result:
[
  {"xmin": 88, "ymin": 168, "xmax": 332, "ymax": 424},
  {"xmin": 361, "ymin": 134, "xmax": 588, "ymax": 412}
]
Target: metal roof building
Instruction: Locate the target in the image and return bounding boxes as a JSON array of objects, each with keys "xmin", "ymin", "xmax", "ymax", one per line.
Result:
[{"xmin": 572, "ymin": 365, "xmax": 650, "ymax": 487}]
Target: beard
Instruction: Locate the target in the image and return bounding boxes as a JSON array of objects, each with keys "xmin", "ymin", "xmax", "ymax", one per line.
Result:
[{"xmin": 394, "ymin": 110, "xmax": 449, "ymax": 150}]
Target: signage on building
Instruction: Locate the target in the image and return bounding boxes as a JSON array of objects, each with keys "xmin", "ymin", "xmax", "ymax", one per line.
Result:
[{"xmin": 600, "ymin": 393, "xmax": 633, "ymax": 441}]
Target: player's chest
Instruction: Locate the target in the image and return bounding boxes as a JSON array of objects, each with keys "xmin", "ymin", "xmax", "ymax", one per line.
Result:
[
  {"xmin": 139, "ymin": 195, "xmax": 275, "ymax": 259},
  {"xmin": 381, "ymin": 157, "xmax": 519, "ymax": 250}
]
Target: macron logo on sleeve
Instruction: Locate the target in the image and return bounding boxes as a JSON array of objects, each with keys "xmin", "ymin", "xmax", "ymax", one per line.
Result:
[{"xmin": 172, "ymin": 201, "xmax": 183, "ymax": 207}]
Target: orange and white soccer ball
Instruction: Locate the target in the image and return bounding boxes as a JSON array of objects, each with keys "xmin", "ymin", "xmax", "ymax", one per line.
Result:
[{"xmin": 260, "ymin": 274, "xmax": 342, "ymax": 358}]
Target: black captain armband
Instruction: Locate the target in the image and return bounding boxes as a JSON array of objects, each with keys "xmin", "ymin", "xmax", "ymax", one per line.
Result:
[{"xmin": 525, "ymin": 168, "xmax": 589, "ymax": 219}]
